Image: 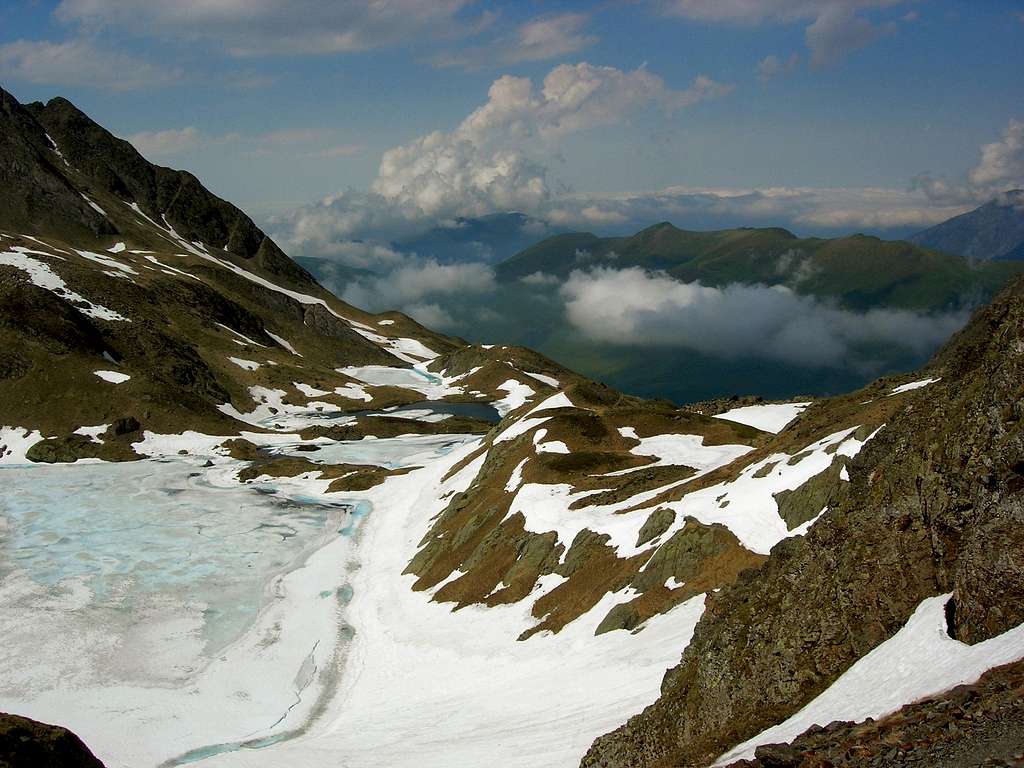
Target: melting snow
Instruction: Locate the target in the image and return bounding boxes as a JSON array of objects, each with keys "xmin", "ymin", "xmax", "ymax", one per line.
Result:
[
  {"xmin": 93, "ymin": 370, "xmax": 131, "ymax": 384},
  {"xmin": 338, "ymin": 365, "xmax": 460, "ymax": 400},
  {"xmin": 267, "ymin": 331, "xmax": 301, "ymax": 356},
  {"xmin": 713, "ymin": 402, "xmax": 812, "ymax": 434},
  {"xmin": 72, "ymin": 425, "xmax": 109, "ymax": 444},
  {"xmin": 890, "ymin": 378, "xmax": 941, "ymax": 395},
  {"xmin": 76, "ymin": 249, "xmax": 138, "ymax": 277},
  {"xmin": 228, "ymin": 357, "xmax": 261, "ymax": 371},
  {"xmin": 295, "ymin": 383, "xmax": 329, "ymax": 397},
  {"xmin": 494, "ymin": 379, "xmax": 536, "ymax": 416},
  {"xmin": 0, "ymin": 249, "xmax": 130, "ymax": 322},
  {"xmin": 0, "ymin": 426, "xmax": 45, "ymax": 465},
  {"xmin": 505, "ymin": 458, "xmax": 529, "ymax": 493},
  {"xmin": 715, "ymin": 594, "xmax": 1024, "ymax": 765},
  {"xmin": 144, "ymin": 254, "xmax": 199, "ymax": 280},
  {"xmin": 521, "ymin": 371, "xmax": 560, "ymax": 388},
  {"xmin": 80, "ymin": 194, "xmax": 106, "ymax": 216}
]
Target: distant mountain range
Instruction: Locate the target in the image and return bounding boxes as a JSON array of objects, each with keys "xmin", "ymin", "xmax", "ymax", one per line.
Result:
[
  {"xmin": 498, "ymin": 221, "xmax": 1021, "ymax": 310},
  {"xmin": 910, "ymin": 189, "xmax": 1024, "ymax": 261},
  {"xmin": 397, "ymin": 211, "xmax": 559, "ymax": 264}
]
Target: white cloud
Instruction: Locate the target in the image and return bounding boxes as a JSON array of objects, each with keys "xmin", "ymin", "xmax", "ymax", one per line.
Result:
[
  {"xmin": 433, "ymin": 13, "xmax": 598, "ymax": 70},
  {"xmin": 127, "ymin": 126, "xmax": 200, "ymax": 156},
  {"xmin": 756, "ymin": 52, "xmax": 801, "ymax": 80},
  {"xmin": 657, "ymin": 1, "xmax": 912, "ymax": 66},
  {"xmin": 804, "ymin": 4, "xmax": 896, "ymax": 68},
  {"xmin": 0, "ymin": 38, "xmax": 177, "ymax": 90},
  {"xmin": 371, "ymin": 63, "xmax": 732, "ymax": 221},
  {"xmin": 337, "ymin": 258, "xmax": 496, "ymax": 324},
  {"xmin": 969, "ymin": 119, "xmax": 1024, "ymax": 191},
  {"xmin": 55, "ymin": 0, "xmax": 482, "ymax": 56},
  {"xmin": 560, "ymin": 266, "xmax": 967, "ymax": 368},
  {"xmin": 911, "ymin": 118, "xmax": 1024, "ymax": 205}
]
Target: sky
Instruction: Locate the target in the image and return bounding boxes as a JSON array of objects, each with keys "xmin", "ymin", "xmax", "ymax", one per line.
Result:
[{"xmin": 2, "ymin": 1, "xmax": 1023, "ymax": 250}]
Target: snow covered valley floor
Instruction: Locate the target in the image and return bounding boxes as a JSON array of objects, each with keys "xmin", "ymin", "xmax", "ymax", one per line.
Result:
[
  {"xmin": 4, "ymin": 401, "xmax": 1024, "ymax": 768},
  {"xmin": 0, "ymin": 430, "xmax": 706, "ymax": 768}
]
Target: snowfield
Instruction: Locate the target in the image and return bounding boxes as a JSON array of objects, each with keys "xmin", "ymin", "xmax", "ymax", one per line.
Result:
[
  {"xmin": 715, "ymin": 593, "xmax": 1024, "ymax": 765},
  {"xmin": 713, "ymin": 401, "xmax": 812, "ymax": 433}
]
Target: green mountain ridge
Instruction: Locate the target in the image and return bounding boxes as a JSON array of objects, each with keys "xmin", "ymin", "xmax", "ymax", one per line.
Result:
[{"xmin": 498, "ymin": 220, "xmax": 1024, "ymax": 311}]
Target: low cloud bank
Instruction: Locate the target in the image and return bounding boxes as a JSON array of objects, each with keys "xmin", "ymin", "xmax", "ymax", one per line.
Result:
[
  {"xmin": 329, "ymin": 258, "xmax": 496, "ymax": 330},
  {"xmin": 560, "ymin": 267, "xmax": 968, "ymax": 370}
]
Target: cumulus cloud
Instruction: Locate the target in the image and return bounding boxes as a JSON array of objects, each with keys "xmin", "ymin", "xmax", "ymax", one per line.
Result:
[
  {"xmin": 756, "ymin": 53, "xmax": 801, "ymax": 80},
  {"xmin": 433, "ymin": 13, "xmax": 598, "ymax": 70},
  {"xmin": 275, "ymin": 61, "xmax": 733, "ymax": 257},
  {"xmin": 54, "ymin": 0, "xmax": 483, "ymax": 57},
  {"xmin": 560, "ymin": 266, "xmax": 967, "ymax": 369},
  {"xmin": 371, "ymin": 63, "xmax": 731, "ymax": 221},
  {"xmin": 657, "ymin": 1, "xmax": 912, "ymax": 67},
  {"xmin": 969, "ymin": 119, "xmax": 1024, "ymax": 191},
  {"xmin": 0, "ymin": 38, "xmax": 178, "ymax": 90},
  {"xmin": 911, "ymin": 118, "xmax": 1024, "ymax": 206}
]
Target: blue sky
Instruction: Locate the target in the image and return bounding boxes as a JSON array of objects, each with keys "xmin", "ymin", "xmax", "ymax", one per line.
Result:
[{"xmin": 2, "ymin": 0, "xmax": 1023, "ymax": 244}]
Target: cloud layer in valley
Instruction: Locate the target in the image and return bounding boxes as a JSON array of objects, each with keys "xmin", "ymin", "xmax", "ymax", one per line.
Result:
[{"xmin": 559, "ymin": 266, "xmax": 967, "ymax": 370}]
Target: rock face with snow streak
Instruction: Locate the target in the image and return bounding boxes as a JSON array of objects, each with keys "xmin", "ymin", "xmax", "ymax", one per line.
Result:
[{"xmin": 582, "ymin": 277, "xmax": 1024, "ymax": 767}]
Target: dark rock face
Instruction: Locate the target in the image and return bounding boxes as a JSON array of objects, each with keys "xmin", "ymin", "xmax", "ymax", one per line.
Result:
[
  {"xmin": 25, "ymin": 95, "xmax": 313, "ymax": 288},
  {"xmin": 0, "ymin": 86, "xmax": 313, "ymax": 290},
  {"xmin": 582, "ymin": 277, "xmax": 1024, "ymax": 767},
  {"xmin": 0, "ymin": 713, "xmax": 106, "ymax": 767},
  {"xmin": 0, "ymin": 89, "xmax": 113, "ymax": 243}
]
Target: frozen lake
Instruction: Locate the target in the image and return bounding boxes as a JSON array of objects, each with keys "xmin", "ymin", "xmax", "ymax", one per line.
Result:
[
  {"xmin": 0, "ymin": 432, "xmax": 479, "ymax": 768},
  {"xmin": 0, "ymin": 459, "xmax": 351, "ymax": 656}
]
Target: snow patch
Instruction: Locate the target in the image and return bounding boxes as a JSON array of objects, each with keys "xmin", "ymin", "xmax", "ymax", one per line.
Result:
[
  {"xmin": 267, "ymin": 331, "xmax": 301, "ymax": 356},
  {"xmin": 713, "ymin": 402, "xmax": 812, "ymax": 434},
  {"xmin": 890, "ymin": 378, "xmax": 940, "ymax": 395},
  {"xmin": 93, "ymin": 370, "xmax": 131, "ymax": 384},
  {"xmin": 73, "ymin": 425, "xmax": 110, "ymax": 444},
  {"xmin": 0, "ymin": 426, "xmax": 45, "ymax": 464},
  {"xmin": 716, "ymin": 594, "xmax": 1024, "ymax": 765},
  {"xmin": 0, "ymin": 249, "xmax": 130, "ymax": 322},
  {"xmin": 521, "ymin": 371, "xmax": 560, "ymax": 388},
  {"xmin": 494, "ymin": 379, "xmax": 536, "ymax": 416},
  {"xmin": 228, "ymin": 357, "xmax": 261, "ymax": 372}
]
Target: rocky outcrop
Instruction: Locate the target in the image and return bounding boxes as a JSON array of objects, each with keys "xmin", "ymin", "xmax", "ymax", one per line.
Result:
[
  {"xmin": 582, "ymin": 277, "xmax": 1024, "ymax": 767},
  {"xmin": 0, "ymin": 713, "xmax": 106, "ymax": 767}
]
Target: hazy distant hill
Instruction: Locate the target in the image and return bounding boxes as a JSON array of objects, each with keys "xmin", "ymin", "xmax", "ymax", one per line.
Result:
[{"xmin": 910, "ymin": 189, "xmax": 1024, "ymax": 261}]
